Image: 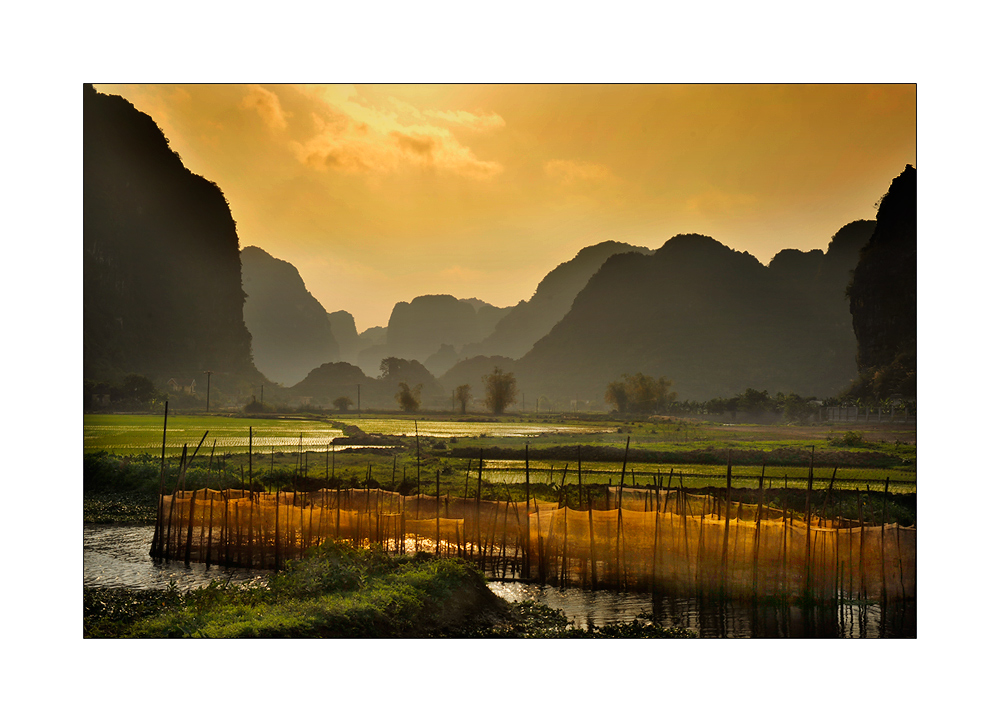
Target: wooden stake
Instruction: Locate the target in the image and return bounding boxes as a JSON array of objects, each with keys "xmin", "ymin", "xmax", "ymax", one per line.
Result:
[
  {"xmin": 524, "ymin": 444, "xmax": 531, "ymax": 580},
  {"xmin": 721, "ymin": 449, "xmax": 732, "ymax": 596},
  {"xmin": 805, "ymin": 446, "xmax": 814, "ymax": 599},
  {"xmin": 152, "ymin": 400, "xmax": 169, "ymax": 558}
]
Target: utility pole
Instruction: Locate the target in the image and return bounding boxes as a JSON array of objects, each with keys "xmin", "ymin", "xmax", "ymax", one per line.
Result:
[
  {"xmin": 260, "ymin": 384, "xmax": 264, "ymax": 405},
  {"xmin": 204, "ymin": 371, "xmax": 213, "ymax": 412},
  {"xmin": 357, "ymin": 384, "xmax": 361, "ymax": 416}
]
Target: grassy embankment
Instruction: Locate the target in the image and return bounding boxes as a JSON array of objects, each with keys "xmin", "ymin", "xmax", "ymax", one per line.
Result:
[{"xmin": 84, "ymin": 541, "xmax": 694, "ymax": 638}]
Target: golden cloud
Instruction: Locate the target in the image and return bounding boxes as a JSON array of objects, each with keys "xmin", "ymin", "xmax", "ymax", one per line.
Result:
[
  {"xmin": 291, "ymin": 86, "xmax": 503, "ymax": 178},
  {"xmin": 240, "ymin": 84, "xmax": 288, "ymax": 131},
  {"xmin": 423, "ymin": 109, "xmax": 506, "ymax": 132}
]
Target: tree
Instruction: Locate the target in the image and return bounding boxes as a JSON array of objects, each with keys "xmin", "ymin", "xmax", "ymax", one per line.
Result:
[
  {"xmin": 735, "ymin": 388, "xmax": 777, "ymax": 417},
  {"xmin": 395, "ymin": 382, "xmax": 422, "ymax": 412},
  {"xmin": 604, "ymin": 380, "xmax": 628, "ymax": 413},
  {"xmin": 604, "ymin": 373, "xmax": 676, "ymax": 414},
  {"xmin": 115, "ymin": 374, "xmax": 164, "ymax": 409},
  {"xmin": 455, "ymin": 384, "xmax": 472, "ymax": 414},
  {"xmin": 332, "ymin": 396, "xmax": 354, "ymax": 412},
  {"xmin": 483, "ymin": 367, "xmax": 517, "ymax": 415}
]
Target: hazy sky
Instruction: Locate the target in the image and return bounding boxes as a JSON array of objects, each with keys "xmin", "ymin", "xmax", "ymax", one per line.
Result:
[{"xmin": 95, "ymin": 83, "xmax": 915, "ymax": 331}]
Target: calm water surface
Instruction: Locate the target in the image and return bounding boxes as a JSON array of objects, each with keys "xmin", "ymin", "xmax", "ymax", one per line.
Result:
[{"xmin": 84, "ymin": 525, "xmax": 914, "ymax": 637}]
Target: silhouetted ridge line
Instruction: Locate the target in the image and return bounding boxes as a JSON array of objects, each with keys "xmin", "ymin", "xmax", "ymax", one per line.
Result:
[{"xmin": 84, "ymin": 84, "xmax": 260, "ymax": 391}]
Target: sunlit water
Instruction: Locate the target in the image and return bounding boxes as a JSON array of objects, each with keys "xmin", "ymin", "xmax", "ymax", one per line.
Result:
[{"xmin": 84, "ymin": 525, "xmax": 913, "ymax": 637}]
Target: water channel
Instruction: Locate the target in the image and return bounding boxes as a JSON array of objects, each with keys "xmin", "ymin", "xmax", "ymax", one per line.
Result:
[{"xmin": 84, "ymin": 524, "xmax": 915, "ymax": 638}]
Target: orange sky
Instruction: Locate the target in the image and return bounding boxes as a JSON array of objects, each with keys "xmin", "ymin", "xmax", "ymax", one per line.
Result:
[{"xmin": 95, "ymin": 83, "xmax": 915, "ymax": 331}]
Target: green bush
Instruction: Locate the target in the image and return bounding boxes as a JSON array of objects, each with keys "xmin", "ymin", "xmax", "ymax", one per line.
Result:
[{"xmin": 828, "ymin": 430, "xmax": 866, "ymax": 448}]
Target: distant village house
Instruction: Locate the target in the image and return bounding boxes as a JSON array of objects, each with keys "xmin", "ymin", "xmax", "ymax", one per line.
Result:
[{"xmin": 167, "ymin": 378, "xmax": 197, "ymax": 395}]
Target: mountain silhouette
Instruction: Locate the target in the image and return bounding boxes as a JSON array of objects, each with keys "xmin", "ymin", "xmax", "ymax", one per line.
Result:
[
  {"xmin": 328, "ymin": 310, "xmax": 362, "ymax": 366},
  {"xmin": 241, "ymin": 246, "xmax": 339, "ymax": 386},
  {"xmin": 848, "ymin": 165, "xmax": 916, "ymax": 399},
  {"xmin": 515, "ymin": 225, "xmax": 873, "ymax": 404},
  {"xmin": 459, "ymin": 240, "xmax": 653, "ymax": 360},
  {"xmin": 288, "ymin": 361, "xmax": 369, "ymax": 407},
  {"xmin": 83, "ymin": 84, "xmax": 259, "ymax": 390},
  {"xmin": 290, "ymin": 357, "xmax": 445, "ymax": 410},
  {"xmin": 352, "ymin": 295, "xmax": 511, "ymax": 376}
]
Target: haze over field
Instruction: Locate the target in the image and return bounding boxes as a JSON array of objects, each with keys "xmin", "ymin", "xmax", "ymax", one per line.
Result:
[{"xmin": 93, "ymin": 84, "xmax": 916, "ymax": 332}]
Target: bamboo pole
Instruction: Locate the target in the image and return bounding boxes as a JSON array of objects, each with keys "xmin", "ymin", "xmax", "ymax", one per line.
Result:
[
  {"xmin": 205, "ymin": 490, "xmax": 214, "ymax": 568},
  {"xmin": 721, "ymin": 449, "xmax": 732, "ymax": 596},
  {"xmin": 476, "ymin": 450, "xmax": 484, "ymax": 567},
  {"xmin": 679, "ymin": 472, "xmax": 691, "ymax": 585},
  {"xmin": 819, "ymin": 466, "xmax": 837, "ymax": 525},
  {"xmin": 274, "ymin": 488, "xmax": 281, "ymax": 570},
  {"xmin": 184, "ymin": 484, "xmax": 197, "ymax": 565},
  {"xmin": 152, "ymin": 400, "xmax": 169, "ymax": 558},
  {"xmin": 500, "ymin": 500, "xmax": 510, "ymax": 579},
  {"xmin": 881, "ymin": 476, "xmax": 889, "ymax": 600},
  {"xmin": 781, "ymin": 475, "xmax": 788, "ymax": 597},
  {"xmin": 805, "ymin": 446, "xmax": 814, "ymax": 599},
  {"xmin": 616, "ymin": 437, "xmax": 629, "ymax": 589},
  {"xmin": 561, "ymin": 504, "xmax": 569, "ymax": 587},
  {"xmin": 222, "ymin": 489, "xmax": 231, "ymax": 567},
  {"xmin": 588, "ymin": 492, "xmax": 597, "ymax": 589},
  {"xmin": 208, "ymin": 439, "xmax": 216, "ymax": 489},
  {"xmin": 164, "ymin": 444, "xmax": 187, "ymax": 559},
  {"xmin": 524, "ymin": 444, "xmax": 531, "ymax": 580},
  {"xmin": 857, "ymin": 487, "xmax": 866, "ymax": 599},
  {"xmin": 415, "ymin": 421, "xmax": 421, "ymax": 492},
  {"xmin": 753, "ymin": 459, "xmax": 766, "ymax": 597}
]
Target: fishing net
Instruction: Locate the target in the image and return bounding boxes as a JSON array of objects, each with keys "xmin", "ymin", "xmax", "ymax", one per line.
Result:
[{"xmin": 153, "ymin": 487, "xmax": 915, "ymax": 602}]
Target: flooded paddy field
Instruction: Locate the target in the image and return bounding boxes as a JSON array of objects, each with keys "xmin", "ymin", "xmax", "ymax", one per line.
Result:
[{"xmin": 84, "ymin": 413, "xmax": 616, "ymax": 455}]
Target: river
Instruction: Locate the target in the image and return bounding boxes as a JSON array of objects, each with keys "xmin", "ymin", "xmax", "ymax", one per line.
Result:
[{"xmin": 84, "ymin": 524, "xmax": 914, "ymax": 638}]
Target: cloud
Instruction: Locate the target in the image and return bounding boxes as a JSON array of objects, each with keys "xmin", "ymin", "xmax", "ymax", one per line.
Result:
[
  {"xmin": 423, "ymin": 109, "xmax": 505, "ymax": 132},
  {"xmin": 545, "ymin": 158, "xmax": 618, "ymax": 184},
  {"xmin": 290, "ymin": 86, "xmax": 503, "ymax": 179},
  {"xmin": 240, "ymin": 84, "xmax": 288, "ymax": 130}
]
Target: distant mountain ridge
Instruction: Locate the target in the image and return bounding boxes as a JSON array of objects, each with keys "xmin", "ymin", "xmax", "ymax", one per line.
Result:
[
  {"xmin": 515, "ymin": 224, "xmax": 873, "ymax": 403},
  {"xmin": 241, "ymin": 246, "xmax": 339, "ymax": 386},
  {"xmin": 459, "ymin": 240, "xmax": 653, "ymax": 360},
  {"xmin": 354, "ymin": 295, "xmax": 513, "ymax": 376}
]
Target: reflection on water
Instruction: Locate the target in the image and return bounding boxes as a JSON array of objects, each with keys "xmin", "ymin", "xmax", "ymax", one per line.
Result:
[
  {"xmin": 488, "ymin": 581, "xmax": 915, "ymax": 638},
  {"xmin": 84, "ymin": 525, "xmax": 914, "ymax": 637},
  {"xmin": 84, "ymin": 525, "xmax": 268, "ymax": 591}
]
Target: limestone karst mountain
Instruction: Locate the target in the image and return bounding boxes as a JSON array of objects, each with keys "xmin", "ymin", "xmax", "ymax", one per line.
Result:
[
  {"xmin": 241, "ymin": 245, "xmax": 339, "ymax": 386},
  {"xmin": 459, "ymin": 240, "xmax": 653, "ymax": 361},
  {"xmin": 515, "ymin": 224, "xmax": 873, "ymax": 405},
  {"xmin": 848, "ymin": 164, "xmax": 917, "ymax": 399},
  {"xmin": 84, "ymin": 84, "xmax": 260, "ymax": 392}
]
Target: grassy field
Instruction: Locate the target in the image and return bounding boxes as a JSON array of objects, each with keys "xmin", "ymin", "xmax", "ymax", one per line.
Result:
[{"xmin": 84, "ymin": 411, "xmax": 915, "ymax": 517}]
